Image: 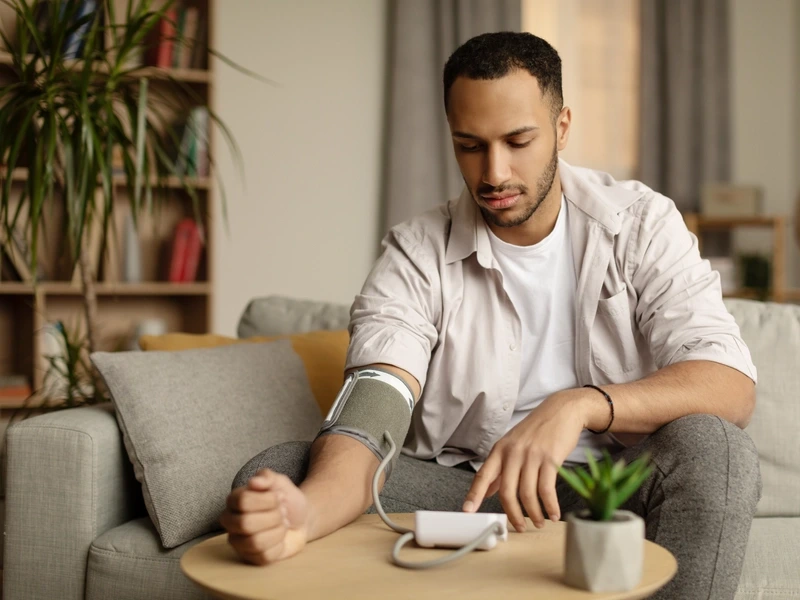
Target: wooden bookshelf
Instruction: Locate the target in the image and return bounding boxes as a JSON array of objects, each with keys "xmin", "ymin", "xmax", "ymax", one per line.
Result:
[
  {"xmin": 0, "ymin": 51, "xmax": 211, "ymax": 83},
  {"xmin": 785, "ymin": 289, "xmax": 800, "ymax": 302},
  {"xmin": 0, "ymin": 282, "xmax": 211, "ymax": 296},
  {"xmin": 0, "ymin": 0, "xmax": 217, "ymax": 408},
  {"xmin": 1, "ymin": 167, "xmax": 212, "ymax": 190},
  {"xmin": 684, "ymin": 214, "xmax": 788, "ymax": 302}
]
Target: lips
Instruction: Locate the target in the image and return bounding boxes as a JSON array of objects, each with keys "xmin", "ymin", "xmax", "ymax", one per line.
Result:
[{"xmin": 481, "ymin": 193, "xmax": 520, "ymax": 209}]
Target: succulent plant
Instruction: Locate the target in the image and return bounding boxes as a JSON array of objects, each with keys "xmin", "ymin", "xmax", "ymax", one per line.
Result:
[{"xmin": 558, "ymin": 449, "xmax": 654, "ymax": 522}]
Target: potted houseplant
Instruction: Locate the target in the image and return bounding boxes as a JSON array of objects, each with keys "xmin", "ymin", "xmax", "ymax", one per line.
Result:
[
  {"xmin": 0, "ymin": 0, "xmax": 256, "ymax": 407},
  {"xmin": 558, "ymin": 450, "xmax": 654, "ymax": 592}
]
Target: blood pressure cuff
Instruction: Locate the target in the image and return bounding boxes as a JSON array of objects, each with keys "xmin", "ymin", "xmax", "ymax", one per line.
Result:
[{"xmin": 315, "ymin": 367, "xmax": 415, "ymax": 480}]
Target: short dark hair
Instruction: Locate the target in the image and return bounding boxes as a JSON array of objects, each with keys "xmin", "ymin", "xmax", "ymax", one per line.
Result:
[{"xmin": 443, "ymin": 32, "xmax": 563, "ymax": 118}]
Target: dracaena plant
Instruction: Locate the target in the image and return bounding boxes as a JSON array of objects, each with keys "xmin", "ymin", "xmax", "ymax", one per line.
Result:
[
  {"xmin": 558, "ymin": 449, "xmax": 653, "ymax": 522},
  {"xmin": 0, "ymin": 0, "xmax": 260, "ymax": 402}
]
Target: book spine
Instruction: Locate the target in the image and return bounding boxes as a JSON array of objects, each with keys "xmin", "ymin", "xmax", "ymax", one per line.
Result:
[
  {"xmin": 0, "ymin": 384, "xmax": 33, "ymax": 399},
  {"xmin": 194, "ymin": 107, "xmax": 209, "ymax": 177},
  {"xmin": 172, "ymin": 7, "xmax": 187, "ymax": 68},
  {"xmin": 64, "ymin": 0, "xmax": 97, "ymax": 59},
  {"xmin": 190, "ymin": 13, "xmax": 207, "ymax": 69},
  {"xmin": 168, "ymin": 219, "xmax": 192, "ymax": 283},
  {"xmin": 156, "ymin": 8, "xmax": 178, "ymax": 68},
  {"xmin": 180, "ymin": 8, "xmax": 200, "ymax": 70},
  {"xmin": 181, "ymin": 220, "xmax": 203, "ymax": 282}
]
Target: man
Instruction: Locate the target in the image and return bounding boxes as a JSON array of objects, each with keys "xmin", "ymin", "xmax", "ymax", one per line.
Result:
[{"xmin": 220, "ymin": 32, "xmax": 761, "ymax": 599}]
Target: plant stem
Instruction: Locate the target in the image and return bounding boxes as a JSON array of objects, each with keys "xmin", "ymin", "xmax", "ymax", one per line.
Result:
[
  {"xmin": 78, "ymin": 233, "xmax": 109, "ymax": 402},
  {"xmin": 78, "ymin": 234, "xmax": 98, "ymax": 355}
]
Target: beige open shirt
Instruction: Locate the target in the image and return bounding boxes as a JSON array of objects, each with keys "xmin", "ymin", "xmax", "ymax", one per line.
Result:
[{"xmin": 345, "ymin": 160, "xmax": 757, "ymax": 467}]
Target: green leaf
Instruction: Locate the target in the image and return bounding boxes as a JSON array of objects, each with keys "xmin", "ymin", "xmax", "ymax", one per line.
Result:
[
  {"xmin": 620, "ymin": 452, "xmax": 652, "ymax": 480},
  {"xmin": 586, "ymin": 450, "xmax": 600, "ymax": 480},
  {"xmin": 574, "ymin": 465, "xmax": 595, "ymax": 492},
  {"xmin": 134, "ymin": 77, "xmax": 148, "ymax": 208},
  {"xmin": 601, "ymin": 448, "xmax": 614, "ymax": 470},
  {"xmin": 611, "ymin": 457, "xmax": 626, "ymax": 482},
  {"xmin": 600, "ymin": 488, "xmax": 617, "ymax": 521},
  {"xmin": 615, "ymin": 465, "xmax": 654, "ymax": 507},
  {"xmin": 558, "ymin": 465, "xmax": 591, "ymax": 500}
]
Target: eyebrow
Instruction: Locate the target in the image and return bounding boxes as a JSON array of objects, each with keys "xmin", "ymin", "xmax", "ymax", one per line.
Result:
[{"xmin": 452, "ymin": 126, "xmax": 540, "ymax": 141}]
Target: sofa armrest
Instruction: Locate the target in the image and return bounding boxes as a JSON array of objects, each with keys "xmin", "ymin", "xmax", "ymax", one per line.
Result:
[{"xmin": 3, "ymin": 404, "xmax": 144, "ymax": 600}]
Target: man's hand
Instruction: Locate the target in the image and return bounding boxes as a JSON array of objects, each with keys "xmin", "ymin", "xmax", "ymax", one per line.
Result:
[
  {"xmin": 462, "ymin": 389, "xmax": 588, "ymax": 532},
  {"xmin": 220, "ymin": 469, "xmax": 312, "ymax": 565}
]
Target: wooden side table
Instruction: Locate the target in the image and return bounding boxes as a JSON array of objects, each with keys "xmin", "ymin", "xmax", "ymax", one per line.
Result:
[{"xmin": 182, "ymin": 514, "xmax": 676, "ymax": 600}]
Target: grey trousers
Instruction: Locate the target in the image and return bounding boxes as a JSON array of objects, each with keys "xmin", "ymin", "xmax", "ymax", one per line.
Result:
[{"xmin": 233, "ymin": 414, "xmax": 761, "ymax": 600}]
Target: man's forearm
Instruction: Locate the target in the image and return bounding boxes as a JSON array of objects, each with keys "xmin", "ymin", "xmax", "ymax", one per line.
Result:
[
  {"xmin": 300, "ymin": 434, "xmax": 384, "ymax": 542},
  {"xmin": 579, "ymin": 360, "xmax": 755, "ymax": 434},
  {"xmin": 302, "ymin": 362, "xmax": 419, "ymax": 543}
]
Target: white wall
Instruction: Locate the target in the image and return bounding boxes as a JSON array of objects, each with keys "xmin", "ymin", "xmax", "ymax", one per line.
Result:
[
  {"xmin": 212, "ymin": 0, "xmax": 387, "ymax": 335},
  {"xmin": 730, "ymin": 0, "xmax": 800, "ymax": 288}
]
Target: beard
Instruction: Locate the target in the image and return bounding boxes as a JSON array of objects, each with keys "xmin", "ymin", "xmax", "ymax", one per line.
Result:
[{"xmin": 475, "ymin": 144, "xmax": 559, "ymax": 229}]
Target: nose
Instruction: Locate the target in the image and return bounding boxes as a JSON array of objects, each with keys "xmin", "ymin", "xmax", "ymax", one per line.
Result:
[{"xmin": 482, "ymin": 145, "xmax": 512, "ymax": 188}]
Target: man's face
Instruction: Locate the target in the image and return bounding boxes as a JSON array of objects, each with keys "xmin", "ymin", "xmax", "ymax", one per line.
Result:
[{"xmin": 446, "ymin": 69, "xmax": 570, "ymax": 231}]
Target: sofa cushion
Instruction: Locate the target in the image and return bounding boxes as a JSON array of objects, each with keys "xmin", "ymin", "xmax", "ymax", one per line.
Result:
[
  {"xmin": 91, "ymin": 341, "xmax": 322, "ymax": 548},
  {"xmin": 86, "ymin": 518, "xmax": 214, "ymax": 600},
  {"xmin": 139, "ymin": 330, "xmax": 349, "ymax": 414},
  {"xmin": 734, "ymin": 517, "xmax": 800, "ymax": 599},
  {"xmin": 237, "ymin": 295, "xmax": 350, "ymax": 338},
  {"xmin": 724, "ymin": 299, "xmax": 800, "ymax": 518}
]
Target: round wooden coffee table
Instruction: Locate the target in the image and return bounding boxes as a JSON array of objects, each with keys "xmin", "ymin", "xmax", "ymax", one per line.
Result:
[{"xmin": 181, "ymin": 513, "xmax": 676, "ymax": 599}]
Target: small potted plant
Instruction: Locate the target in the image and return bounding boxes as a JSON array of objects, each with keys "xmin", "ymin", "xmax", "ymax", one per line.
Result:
[{"xmin": 557, "ymin": 450, "xmax": 653, "ymax": 592}]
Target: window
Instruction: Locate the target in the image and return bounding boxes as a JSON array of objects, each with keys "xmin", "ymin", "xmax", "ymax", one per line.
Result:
[{"xmin": 522, "ymin": 0, "xmax": 640, "ymax": 181}]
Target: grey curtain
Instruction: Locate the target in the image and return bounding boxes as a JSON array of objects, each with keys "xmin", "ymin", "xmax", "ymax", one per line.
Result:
[
  {"xmin": 638, "ymin": 0, "xmax": 730, "ymax": 212},
  {"xmin": 381, "ymin": 0, "xmax": 521, "ymax": 232}
]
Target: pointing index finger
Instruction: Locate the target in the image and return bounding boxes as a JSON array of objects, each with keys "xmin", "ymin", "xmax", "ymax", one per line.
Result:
[{"xmin": 463, "ymin": 456, "xmax": 500, "ymax": 512}]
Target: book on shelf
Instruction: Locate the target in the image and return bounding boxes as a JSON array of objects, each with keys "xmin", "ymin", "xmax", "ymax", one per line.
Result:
[
  {"xmin": 189, "ymin": 7, "xmax": 207, "ymax": 70},
  {"xmin": 179, "ymin": 7, "xmax": 200, "ymax": 69},
  {"xmin": 31, "ymin": 0, "xmax": 103, "ymax": 60},
  {"xmin": 167, "ymin": 218, "xmax": 203, "ymax": 283},
  {"xmin": 146, "ymin": 6, "xmax": 178, "ymax": 68},
  {"xmin": 63, "ymin": 0, "xmax": 99, "ymax": 59},
  {"xmin": 172, "ymin": 106, "xmax": 209, "ymax": 177},
  {"xmin": 174, "ymin": 106, "xmax": 209, "ymax": 178},
  {"xmin": 171, "ymin": 6, "xmax": 187, "ymax": 69},
  {"xmin": 146, "ymin": 4, "xmax": 205, "ymax": 71},
  {"xmin": 0, "ymin": 374, "xmax": 32, "ymax": 403},
  {"xmin": 0, "ymin": 384, "xmax": 33, "ymax": 401}
]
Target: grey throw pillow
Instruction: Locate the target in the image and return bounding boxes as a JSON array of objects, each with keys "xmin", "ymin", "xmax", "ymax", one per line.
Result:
[{"xmin": 91, "ymin": 340, "xmax": 322, "ymax": 548}]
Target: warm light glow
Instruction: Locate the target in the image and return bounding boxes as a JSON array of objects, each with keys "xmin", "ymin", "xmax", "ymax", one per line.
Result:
[{"xmin": 522, "ymin": 0, "xmax": 640, "ymax": 180}]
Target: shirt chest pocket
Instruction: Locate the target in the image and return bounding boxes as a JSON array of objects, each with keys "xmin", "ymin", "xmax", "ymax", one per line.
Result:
[{"xmin": 591, "ymin": 286, "xmax": 639, "ymax": 375}]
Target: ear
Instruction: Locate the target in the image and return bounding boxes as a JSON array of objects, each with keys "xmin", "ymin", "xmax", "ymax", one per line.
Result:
[{"xmin": 555, "ymin": 106, "xmax": 572, "ymax": 152}]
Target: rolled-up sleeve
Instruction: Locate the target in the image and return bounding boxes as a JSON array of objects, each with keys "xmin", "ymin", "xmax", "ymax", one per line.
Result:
[
  {"xmin": 346, "ymin": 228, "xmax": 441, "ymax": 391},
  {"xmin": 631, "ymin": 194, "xmax": 757, "ymax": 383}
]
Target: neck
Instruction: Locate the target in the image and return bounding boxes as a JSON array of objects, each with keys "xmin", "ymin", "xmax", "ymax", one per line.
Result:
[{"xmin": 488, "ymin": 171, "xmax": 563, "ymax": 246}]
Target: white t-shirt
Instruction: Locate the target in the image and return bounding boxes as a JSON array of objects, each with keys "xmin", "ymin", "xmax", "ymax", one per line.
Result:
[{"xmin": 487, "ymin": 196, "xmax": 609, "ymax": 464}]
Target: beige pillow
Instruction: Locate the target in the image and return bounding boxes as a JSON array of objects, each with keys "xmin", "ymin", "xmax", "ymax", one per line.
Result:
[{"xmin": 139, "ymin": 329, "xmax": 349, "ymax": 414}]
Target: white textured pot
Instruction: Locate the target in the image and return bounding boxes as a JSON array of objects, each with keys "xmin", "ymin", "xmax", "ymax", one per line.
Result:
[{"xmin": 564, "ymin": 509, "xmax": 645, "ymax": 592}]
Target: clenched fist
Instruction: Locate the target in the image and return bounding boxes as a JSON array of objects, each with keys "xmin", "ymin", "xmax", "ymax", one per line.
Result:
[{"xmin": 220, "ymin": 469, "xmax": 310, "ymax": 565}]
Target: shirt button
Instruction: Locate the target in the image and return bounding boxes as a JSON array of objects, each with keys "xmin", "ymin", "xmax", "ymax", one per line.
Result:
[
  {"xmin": 509, "ymin": 342, "xmax": 516, "ymax": 351},
  {"xmin": 503, "ymin": 403, "xmax": 510, "ymax": 411}
]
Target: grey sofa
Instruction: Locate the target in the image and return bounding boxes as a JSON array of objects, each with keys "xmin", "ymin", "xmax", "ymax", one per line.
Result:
[{"xmin": 3, "ymin": 297, "xmax": 799, "ymax": 599}]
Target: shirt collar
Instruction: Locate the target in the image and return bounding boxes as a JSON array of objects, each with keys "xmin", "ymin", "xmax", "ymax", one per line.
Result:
[
  {"xmin": 444, "ymin": 187, "xmax": 494, "ymax": 267},
  {"xmin": 559, "ymin": 159, "xmax": 644, "ymax": 233},
  {"xmin": 444, "ymin": 159, "xmax": 646, "ymax": 266}
]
